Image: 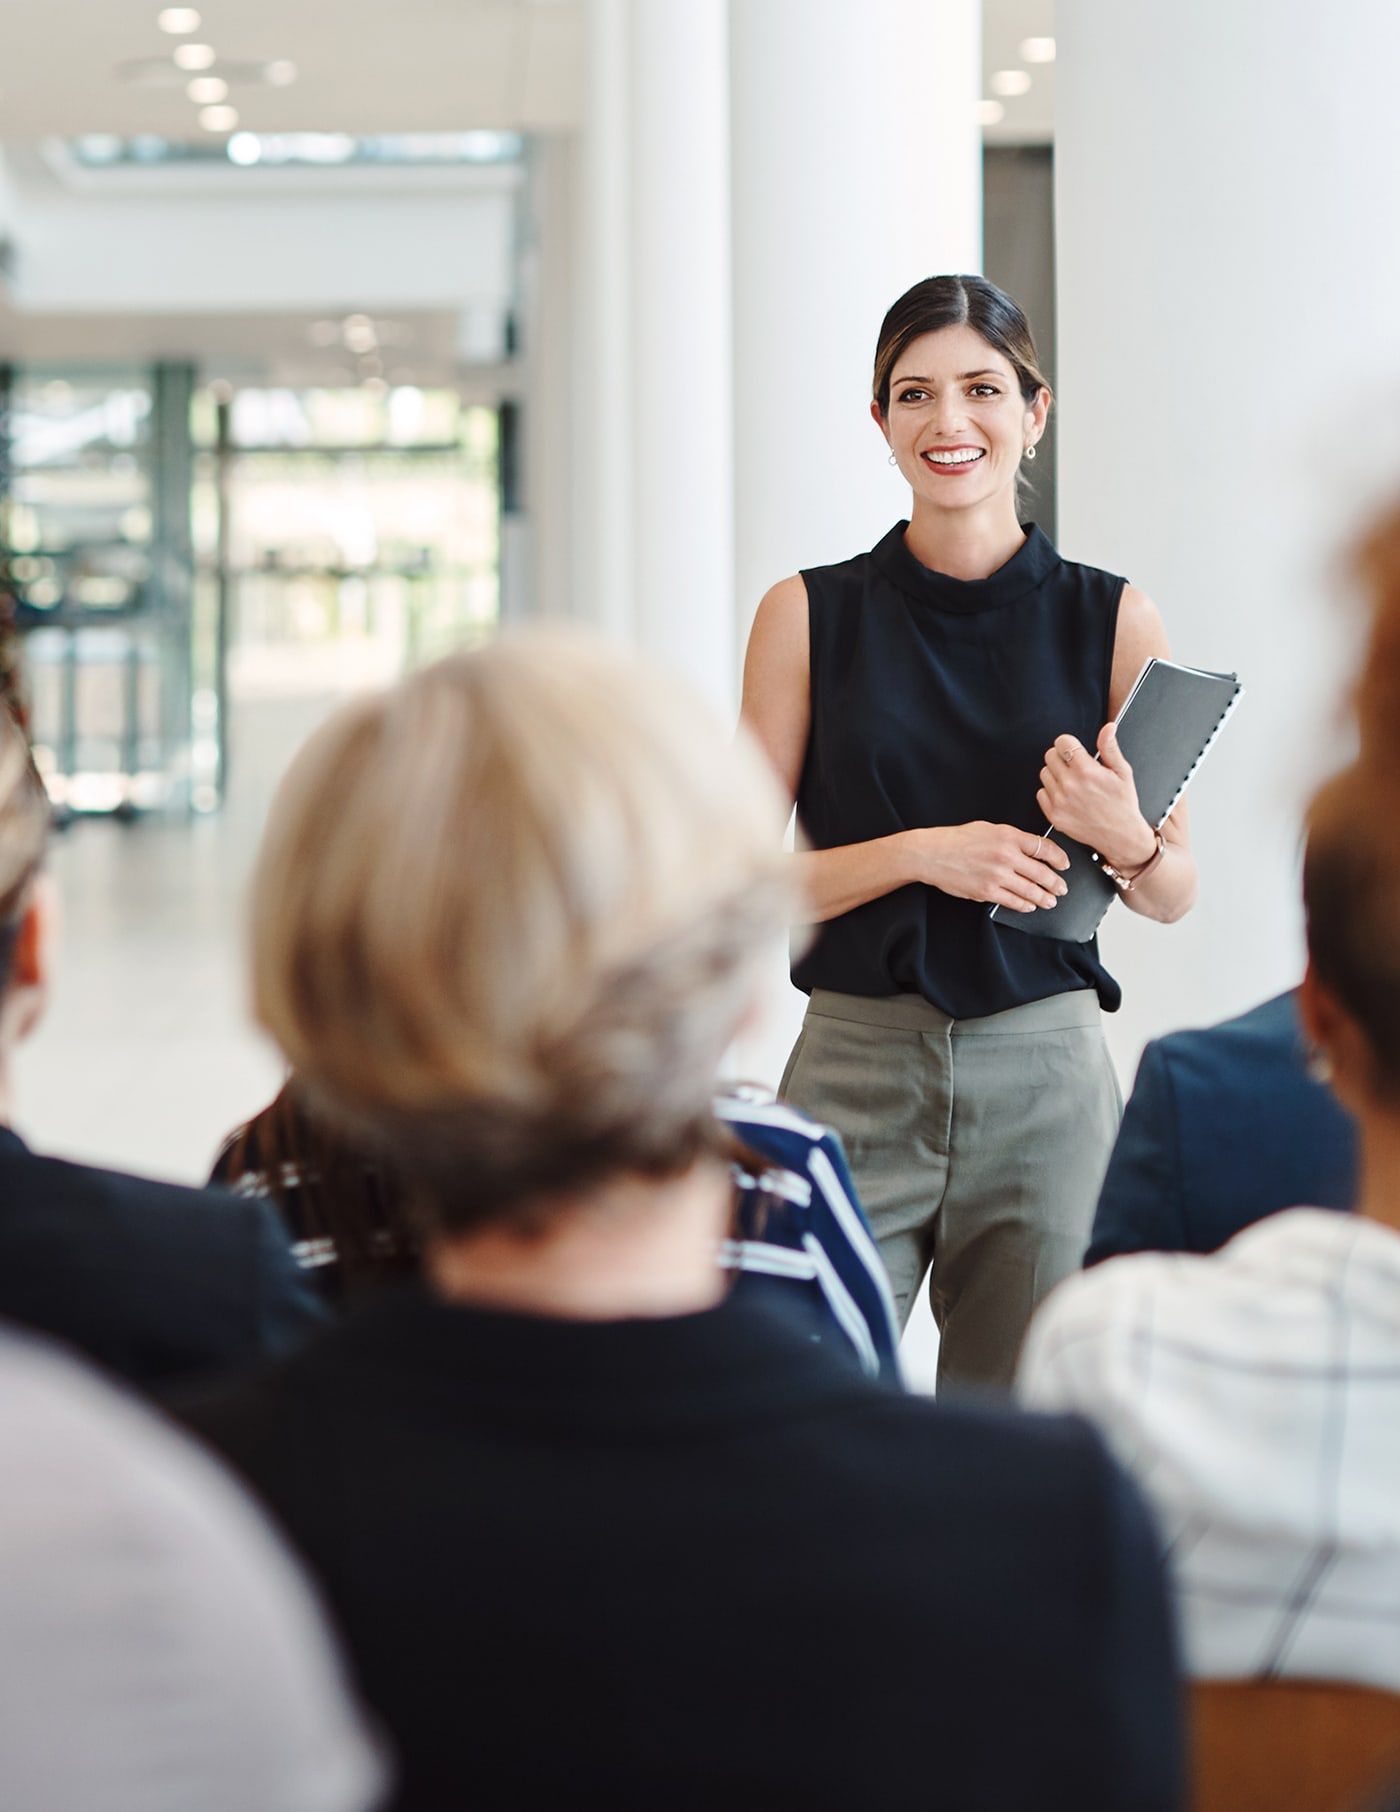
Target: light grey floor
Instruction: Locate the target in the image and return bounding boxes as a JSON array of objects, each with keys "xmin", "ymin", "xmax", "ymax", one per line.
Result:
[{"xmin": 19, "ymin": 690, "xmax": 345, "ymax": 1184}]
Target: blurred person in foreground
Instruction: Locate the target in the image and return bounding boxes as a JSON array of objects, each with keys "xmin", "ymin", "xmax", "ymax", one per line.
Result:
[
  {"xmin": 1022, "ymin": 768, "xmax": 1400, "ymax": 1692},
  {"xmin": 0, "ymin": 1320, "xmax": 383, "ymax": 1810},
  {"xmin": 178, "ymin": 634, "xmax": 1182, "ymax": 1812},
  {"xmin": 0, "ymin": 711, "xmax": 322, "ymax": 1390}
]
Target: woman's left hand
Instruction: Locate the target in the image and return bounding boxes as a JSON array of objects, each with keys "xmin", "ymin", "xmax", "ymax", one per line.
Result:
[{"xmin": 1037, "ymin": 722, "xmax": 1157, "ymax": 871}]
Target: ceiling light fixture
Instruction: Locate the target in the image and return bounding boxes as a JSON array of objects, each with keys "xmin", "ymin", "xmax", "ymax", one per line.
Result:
[
  {"xmin": 187, "ymin": 75, "xmax": 228, "ymax": 102},
  {"xmin": 977, "ymin": 99, "xmax": 1005, "ymax": 126},
  {"xmin": 264, "ymin": 59, "xmax": 298, "ymax": 86},
  {"xmin": 1021, "ymin": 36, "xmax": 1056, "ymax": 63},
  {"xmin": 157, "ymin": 8, "xmax": 201, "ymax": 33},
  {"xmin": 173, "ymin": 42, "xmax": 215, "ymax": 70},
  {"xmin": 990, "ymin": 69, "xmax": 1032, "ymax": 97},
  {"xmin": 199, "ymin": 103, "xmax": 238, "ymax": 131}
]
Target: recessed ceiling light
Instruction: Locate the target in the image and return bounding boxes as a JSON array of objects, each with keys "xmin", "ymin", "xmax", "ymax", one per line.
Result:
[
  {"xmin": 227, "ymin": 132, "xmax": 262, "ymax": 165},
  {"xmin": 990, "ymin": 69, "xmax": 1032, "ymax": 97},
  {"xmin": 265, "ymin": 59, "xmax": 298, "ymax": 86},
  {"xmin": 199, "ymin": 104, "xmax": 238, "ymax": 131},
  {"xmin": 1021, "ymin": 36, "xmax": 1056, "ymax": 63},
  {"xmin": 187, "ymin": 75, "xmax": 227, "ymax": 103},
  {"xmin": 157, "ymin": 8, "xmax": 201, "ymax": 33},
  {"xmin": 977, "ymin": 99, "xmax": 1005, "ymax": 126},
  {"xmin": 173, "ymin": 42, "xmax": 215, "ymax": 70}
]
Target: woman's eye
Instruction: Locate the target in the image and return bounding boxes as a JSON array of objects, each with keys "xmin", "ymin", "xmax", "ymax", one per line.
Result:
[
  {"xmin": 897, "ymin": 388, "xmax": 929, "ymax": 404},
  {"xmin": 969, "ymin": 384, "xmax": 1000, "ymax": 397}
]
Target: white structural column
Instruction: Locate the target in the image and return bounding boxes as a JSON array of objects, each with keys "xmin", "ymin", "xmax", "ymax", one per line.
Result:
[
  {"xmin": 726, "ymin": 0, "xmax": 981, "ymax": 1119},
  {"xmin": 574, "ymin": 0, "xmax": 734, "ymax": 711},
  {"xmin": 1056, "ymin": 2, "xmax": 1400, "ymax": 1075},
  {"xmin": 728, "ymin": 0, "xmax": 982, "ymax": 639}
]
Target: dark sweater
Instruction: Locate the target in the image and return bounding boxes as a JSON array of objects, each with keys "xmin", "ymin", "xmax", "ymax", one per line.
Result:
[
  {"xmin": 0, "ymin": 1126, "xmax": 323, "ymax": 1390},
  {"xmin": 180, "ymin": 1287, "xmax": 1183, "ymax": 1811}
]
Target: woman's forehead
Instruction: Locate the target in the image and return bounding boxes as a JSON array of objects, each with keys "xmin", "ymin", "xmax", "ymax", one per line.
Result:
[{"xmin": 892, "ymin": 323, "xmax": 1012, "ymax": 382}]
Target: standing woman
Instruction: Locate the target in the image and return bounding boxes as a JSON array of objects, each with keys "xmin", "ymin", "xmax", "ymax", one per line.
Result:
[{"xmin": 741, "ymin": 275, "xmax": 1198, "ymax": 1391}]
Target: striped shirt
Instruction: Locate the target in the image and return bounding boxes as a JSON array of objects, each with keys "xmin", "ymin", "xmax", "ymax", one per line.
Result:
[
  {"xmin": 719, "ymin": 1086, "xmax": 901, "ymax": 1384},
  {"xmin": 220, "ymin": 1089, "xmax": 901, "ymax": 1383},
  {"xmin": 1019, "ymin": 1208, "xmax": 1400, "ymax": 1691}
]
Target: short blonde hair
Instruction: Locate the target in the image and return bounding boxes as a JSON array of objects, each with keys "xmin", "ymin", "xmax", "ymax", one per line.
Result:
[{"xmin": 250, "ymin": 631, "xmax": 796, "ymax": 1231}]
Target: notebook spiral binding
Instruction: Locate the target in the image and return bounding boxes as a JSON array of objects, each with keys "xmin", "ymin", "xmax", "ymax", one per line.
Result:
[{"xmin": 1152, "ymin": 679, "xmax": 1244, "ymax": 831}]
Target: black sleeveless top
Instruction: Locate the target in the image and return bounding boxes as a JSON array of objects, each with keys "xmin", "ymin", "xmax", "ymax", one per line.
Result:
[{"xmin": 793, "ymin": 522, "xmax": 1125, "ymax": 1018}]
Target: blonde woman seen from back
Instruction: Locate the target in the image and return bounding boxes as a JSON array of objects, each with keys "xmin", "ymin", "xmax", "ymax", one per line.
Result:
[{"xmin": 178, "ymin": 632, "xmax": 1184, "ymax": 1812}]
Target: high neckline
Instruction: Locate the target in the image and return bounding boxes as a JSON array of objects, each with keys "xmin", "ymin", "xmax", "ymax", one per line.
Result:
[{"xmin": 872, "ymin": 520, "xmax": 1060, "ymax": 614}]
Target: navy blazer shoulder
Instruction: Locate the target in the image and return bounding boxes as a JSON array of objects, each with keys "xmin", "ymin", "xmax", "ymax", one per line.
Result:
[
  {"xmin": 0, "ymin": 1127, "xmax": 324, "ymax": 1389},
  {"xmin": 1087, "ymin": 990, "xmax": 1358, "ymax": 1266}
]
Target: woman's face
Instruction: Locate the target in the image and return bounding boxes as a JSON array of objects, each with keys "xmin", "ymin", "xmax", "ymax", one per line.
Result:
[{"xmin": 873, "ymin": 324, "xmax": 1048, "ymax": 515}]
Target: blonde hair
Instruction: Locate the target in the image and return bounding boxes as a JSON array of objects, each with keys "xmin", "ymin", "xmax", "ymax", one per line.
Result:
[{"xmin": 250, "ymin": 631, "xmax": 797, "ymax": 1231}]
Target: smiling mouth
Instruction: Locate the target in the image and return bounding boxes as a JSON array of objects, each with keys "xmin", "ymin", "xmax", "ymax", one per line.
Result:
[{"xmin": 921, "ymin": 448, "xmax": 986, "ymax": 470}]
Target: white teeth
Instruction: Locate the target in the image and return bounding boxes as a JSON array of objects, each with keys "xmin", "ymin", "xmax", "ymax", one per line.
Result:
[{"xmin": 926, "ymin": 448, "xmax": 985, "ymax": 466}]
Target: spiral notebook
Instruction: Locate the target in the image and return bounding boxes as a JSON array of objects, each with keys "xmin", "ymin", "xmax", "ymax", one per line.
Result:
[{"xmin": 990, "ymin": 657, "xmax": 1243, "ymax": 944}]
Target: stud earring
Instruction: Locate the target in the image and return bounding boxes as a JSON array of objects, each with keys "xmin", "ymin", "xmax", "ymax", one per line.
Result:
[
  {"xmin": 1306, "ymin": 1046, "xmax": 1334, "ymax": 1087},
  {"xmin": 1024, "ymin": 444, "xmax": 1038, "ymax": 462},
  {"xmin": 888, "ymin": 452, "xmax": 898, "ymax": 466}
]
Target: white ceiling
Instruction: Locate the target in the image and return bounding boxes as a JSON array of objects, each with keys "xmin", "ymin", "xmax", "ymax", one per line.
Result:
[
  {"xmin": 0, "ymin": 0, "xmax": 1048, "ymax": 149},
  {"xmin": 0, "ymin": 0, "xmax": 584, "ymax": 139}
]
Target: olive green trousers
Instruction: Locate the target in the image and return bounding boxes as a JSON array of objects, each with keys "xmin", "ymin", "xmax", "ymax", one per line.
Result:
[{"xmin": 780, "ymin": 987, "xmax": 1121, "ymax": 1394}]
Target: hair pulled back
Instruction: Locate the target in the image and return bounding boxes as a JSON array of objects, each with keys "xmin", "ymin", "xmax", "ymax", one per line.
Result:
[
  {"xmin": 872, "ymin": 274, "xmax": 1051, "ymax": 418},
  {"xmin": 249, "ymin": 631, "xmax": 796, "ymax": 1236}
]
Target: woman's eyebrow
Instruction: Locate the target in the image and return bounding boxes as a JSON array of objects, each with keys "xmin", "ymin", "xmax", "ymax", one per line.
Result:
[{"xmin": 892, "ymin": 369, "xmax": 1004, "ymax": 385}]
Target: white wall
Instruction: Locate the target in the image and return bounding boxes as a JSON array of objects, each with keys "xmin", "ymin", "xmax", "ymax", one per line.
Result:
[{"xmin": 1056, "ymin": 0, "xmax": 1400, "ymax": 1078}]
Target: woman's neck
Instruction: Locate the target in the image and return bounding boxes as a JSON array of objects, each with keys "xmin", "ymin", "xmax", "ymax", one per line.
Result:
[
  {"xmin": 425, "ymin": 1159, "xmax": 733, "ymax": 1320},
  {"xmin": 903, "ymin": 494, "xmax": 1027, "ymax": 581},
  {"xmin": 1353, "ymin": 1109, "xmax": 1400, "ymax": 1237}
]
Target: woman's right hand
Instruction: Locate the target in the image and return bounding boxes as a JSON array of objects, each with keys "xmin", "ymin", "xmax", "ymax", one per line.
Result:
[{"xmin": 909, "ymin": 822, "xmax": 1071, "ymax": 913}]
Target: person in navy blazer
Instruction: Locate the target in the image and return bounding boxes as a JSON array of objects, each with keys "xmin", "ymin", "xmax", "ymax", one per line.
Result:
[{"xmin": 1086, "ymin": 989, "xmax": 1357, "ymax": 1267}]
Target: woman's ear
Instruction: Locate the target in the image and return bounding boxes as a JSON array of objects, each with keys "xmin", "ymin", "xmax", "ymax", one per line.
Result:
[
  {"xmin": 1025, "ymin": 384, "xmax": 1051, "ymax": 446},
  {"xmin": 3, "ymin": 877, "xmax": 57, "ymax": 1048},
  {"xmin": 869, "ymin": 399, "xmax": 889, "ymax": 441},
  {"xmin": 1298, "ymin": 960, "xmax": 1366, "ymax": 1108}
]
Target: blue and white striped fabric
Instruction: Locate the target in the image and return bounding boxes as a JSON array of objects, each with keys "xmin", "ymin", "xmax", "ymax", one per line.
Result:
[{"xmin": 717, "ymin": 1087, "xmax": 901, "ymax": 1385}]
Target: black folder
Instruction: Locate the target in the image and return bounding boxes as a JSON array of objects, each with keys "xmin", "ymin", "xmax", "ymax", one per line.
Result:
[{"xmin": 990, "ymin": 657, "xmax": 1242, "ymax": 944}]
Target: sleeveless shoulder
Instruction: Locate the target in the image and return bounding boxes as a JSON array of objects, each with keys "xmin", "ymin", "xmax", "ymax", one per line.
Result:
[{"xmin": 799, "ymin": 547, "xmax": 874, "ymax": 602}]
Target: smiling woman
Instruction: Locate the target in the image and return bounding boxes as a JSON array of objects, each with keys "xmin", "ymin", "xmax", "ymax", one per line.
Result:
[{"xmin": 740, "ymin": 273, "xmax": 1198, "ymax": 1393}]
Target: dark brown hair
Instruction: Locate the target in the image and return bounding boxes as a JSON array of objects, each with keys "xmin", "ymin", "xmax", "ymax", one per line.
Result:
[
  {"xmin": 1304, "ymin": 770, "xmax": 1400, "ymax": 1101},
  {"xmin": 872, "ymin": 274, "xmax": 1051, "ymax": 418}
]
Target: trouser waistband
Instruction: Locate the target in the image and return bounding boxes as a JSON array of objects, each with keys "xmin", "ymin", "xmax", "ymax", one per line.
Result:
[{"xmin": 805, "ymin": 988, "xmax": 1101, "ymax": 1037}]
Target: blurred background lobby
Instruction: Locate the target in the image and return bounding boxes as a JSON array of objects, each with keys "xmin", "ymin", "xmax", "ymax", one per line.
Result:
[{"xmin": 2, "ymin": 0, "xmax": 1397, "ymax": 1382}]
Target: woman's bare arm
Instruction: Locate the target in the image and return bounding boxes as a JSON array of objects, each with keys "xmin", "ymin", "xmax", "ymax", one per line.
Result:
[
  {"xmin": 1103, "ymin": 586, "xmax": 1198, "ymax": 924},
  {"xmin": 741, "ymin": 577, "xmax": 1071, "ymax": 923}
]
